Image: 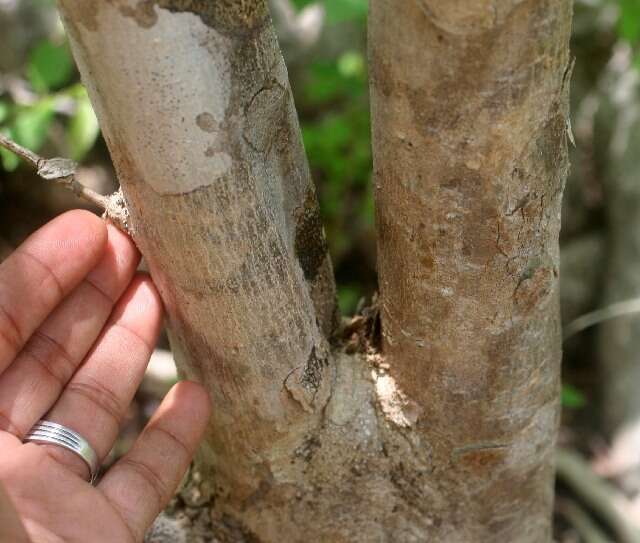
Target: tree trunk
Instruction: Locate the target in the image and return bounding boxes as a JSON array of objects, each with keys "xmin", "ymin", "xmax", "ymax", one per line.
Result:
[
  {"xmin": 57, "ymin": 1, "xmax": 572, "ymax": 541},
  {"xmin": 368, "ymin": 1, "xmax": 572, "ymax": 540}
]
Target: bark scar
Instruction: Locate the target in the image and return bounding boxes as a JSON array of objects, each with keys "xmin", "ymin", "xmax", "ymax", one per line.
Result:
[{"xmin": 283, "ymin": 345, "xmax": 329, "ymax": 413}]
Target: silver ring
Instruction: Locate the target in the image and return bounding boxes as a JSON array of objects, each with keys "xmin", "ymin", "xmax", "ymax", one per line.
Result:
[{"xmin": 23, "ymin": 420, "xmax": 99, "ymax": 484}]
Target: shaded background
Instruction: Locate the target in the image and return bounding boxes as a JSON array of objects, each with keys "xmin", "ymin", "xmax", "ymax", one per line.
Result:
[{"xmin": 1, "ymin": 0, "xmax": 640, "ymax": 540}]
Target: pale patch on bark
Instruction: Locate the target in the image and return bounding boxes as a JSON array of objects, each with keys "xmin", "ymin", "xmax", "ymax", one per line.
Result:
[
  {"xmin": 60, "ymin": 0, "xmax": 336, "ymax": 497},
  {"xmin": 369, "ymin": 354, "xmax": 421, "ymax": 428},
  {"xmin": 67, "ymin": 4, "xmax": 234, "ymax": 195}
]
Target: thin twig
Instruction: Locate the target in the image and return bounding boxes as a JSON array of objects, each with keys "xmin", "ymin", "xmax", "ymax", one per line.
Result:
[
  {"xmin": 557, "ymin": 498, "xmax": 612, "ymax": 543},
  {"xmin": 0, "ymin": 133, "xmax": 130, "ymax": 233},
  {"xmin": 556, "ymin": 448, "xmax": 640, "ymax": 543},
  {"xmin": 0, "ymin": 132, "xmax": 41, "ymax": 165},
  {"xmin": 563, "ymin": 297, "xmax": 640, "ymax": 341}
]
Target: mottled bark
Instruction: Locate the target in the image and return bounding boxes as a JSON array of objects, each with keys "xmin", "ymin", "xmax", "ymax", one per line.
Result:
[
  {"xmin": 57, "ymin": 0, "xmax": 337, "ymax": 505},
  {"xmin": 56, "ymin": 1, "xmax": 572, "ymax": 541},
  {"xmin": 369, "ymin": 0, "xmax": 572, "ymax": 540}
]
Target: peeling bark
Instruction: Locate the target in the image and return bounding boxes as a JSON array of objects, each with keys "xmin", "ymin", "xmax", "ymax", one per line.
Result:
[{"xmin": 369, "ymin": 0, "xmax": 572, "ymax": 540}]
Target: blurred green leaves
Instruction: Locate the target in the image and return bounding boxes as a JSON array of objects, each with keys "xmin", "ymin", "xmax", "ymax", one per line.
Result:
[
  {"xmin": 67, "ymin": 86, "xmax": 100, "ymax": 161},
  {"xmin": 617, "ymin": 0, "xmax": 640, "ymax": 68},
  {"xmin": 323, "ymin": 0, "xmax": 368, "ymax": 23},
  {"xmin": 300, "ymin": 48, "xmax": 373, "ymax": 266},
  {"xmin": 338, "ymin": 284, "xmax": 362, "ymax": 315},
  {"xmin": 618, "ymin": 0, "xmax": 640, "ymax": 42},
  {"xmin": 561, "ymin": 383, "xmax": 587, "ymax": 409},
  {"xmin": 27, "ymin": 40, "xmax": 74, "ymax": 93},
  {"xmin": 0, "ymin": 101, "xmax": 9, "ymax": 124},
  {"xmin": 293, "ymin": 2, "xmax": 371, "ymax": 314},
  {"xmin": 0, "ymin": 98, "xmax": 56, "ymax": 171},
  {"xmin": 293, "ymin": 0, "xmax": 368, "ymax": 23},
  {"xmin": 13, "ymin": 98, "xmax": 56, "ymax": 151},
  {"xmin": 1, "ymin": 38, "xmax": 100, "ymax": 172}
]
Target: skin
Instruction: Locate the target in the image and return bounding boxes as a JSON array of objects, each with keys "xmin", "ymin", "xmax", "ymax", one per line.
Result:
[{"xmin": 0, "ymin": 210, "xmax": 211, "ymax": 543}]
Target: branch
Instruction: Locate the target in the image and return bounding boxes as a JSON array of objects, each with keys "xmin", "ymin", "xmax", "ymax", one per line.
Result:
[
  {"xmin": 0, "ymin": 133, "xmax": 130, "ymax": 233},
  {"xmin": 563, "ymin": 297, "xmax": 640, "ymax": 340},
  {"xmin": 557, "ymin": 498, "xmax": 611, "ymax": 543},
  {"xmin": 556, "ymin": 448, "xmax": 640, "ymax": 543}
]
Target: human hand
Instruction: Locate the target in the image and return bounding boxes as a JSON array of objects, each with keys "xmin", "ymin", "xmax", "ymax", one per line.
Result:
[{"xmin": 0, "ymin": 211, "xmax": 211, "ymax": 542}]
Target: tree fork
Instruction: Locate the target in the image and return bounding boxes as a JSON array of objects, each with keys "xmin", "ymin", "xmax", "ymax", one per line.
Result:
[
  {"xmin": 55, "ymin": 0, "xmax": 573, "ymax": 541},
  {"xmin": 369, "ymin": 0, "xmax": 572, "ymax": 540}
]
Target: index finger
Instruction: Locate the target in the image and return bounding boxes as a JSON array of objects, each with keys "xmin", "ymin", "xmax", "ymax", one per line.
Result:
[
  {"xmin": 98, "ymin": 382, "xmax": 211, "ymax": 542},
  {"xmin": 0, "ymin": 210, "xmax": 107, "ymax": 375}
]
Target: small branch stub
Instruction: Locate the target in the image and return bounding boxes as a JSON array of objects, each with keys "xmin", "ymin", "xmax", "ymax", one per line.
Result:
[{"xmin": 0, "ymin": 133, "xmax": 130, "ymax": 233}]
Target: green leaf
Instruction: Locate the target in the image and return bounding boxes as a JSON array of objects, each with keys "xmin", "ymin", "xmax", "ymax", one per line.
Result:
[
  {"xmin": 338, "ymin": 285, "xmax": 361, "ymax": 316},
  {"xmin": 68, "ymin": 88, "xmax": 99, "ymax": 160},
  {"xmin": 0, "ymin": 101, "xmax": 10, "ymax": 124},
  {"xmin": 27, "ymin": 40, "xmax": 74, "ymax": 93},
  {"xmin": 0, "ymin": 127, "xmax": 20, "ymax": 171},
  {"xmin": 324, "ymin": 0, "xmax": 368, "ymax": 23},
  {"xmin": 305, "ymin": 62, "xmax": 345, "ymax": 104},
  {"xmin": 618, "ymin": 0, "xmax": 640, "ymax": 43},
  {"xmin": 561, "ymin": 383, "xmax": 586, "ymax": 409},
  {"xmin": 304, "ymin": 58, "xmax": 367, "ymax": 106},
  {"xmin": 13, "ymin": 98, "xmax": 56, "ymax": 152},
  {"xmin": 337, "ymin": 51, "xmax": 365, "ymax": 78}
]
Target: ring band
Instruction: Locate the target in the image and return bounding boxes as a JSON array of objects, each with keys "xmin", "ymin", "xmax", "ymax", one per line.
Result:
[{"xmin": 24, "ymin": 420, "xmax": 99, "ymax": 484}]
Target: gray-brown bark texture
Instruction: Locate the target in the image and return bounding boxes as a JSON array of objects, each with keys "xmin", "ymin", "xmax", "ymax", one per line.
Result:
[
  {"xmin": 369, "ymin": 0, "xmax": 572, "ymax": 540},
  {"xmin": 56, "ymin": 0, "xmax": 572, "ymax": 541}
]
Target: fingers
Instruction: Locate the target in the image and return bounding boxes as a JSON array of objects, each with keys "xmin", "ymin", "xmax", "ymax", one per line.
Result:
[
  {"xmin": 0, "ymin": 210, "xmax": 107, "ymax": 375},
  {"xmin": 0, "ymin": 224, "xmax": 139, "ymax": 438},
  {"xmin": 98, "ymin": 382, "xmax": 211, "ymax": 542},
  {"xmin": 40, "ymin": 276, "xmax": 163, "ymax": 479},
  {"xmin": 0, "ymin": 482, "xmax": 31, "ymax": 543}
]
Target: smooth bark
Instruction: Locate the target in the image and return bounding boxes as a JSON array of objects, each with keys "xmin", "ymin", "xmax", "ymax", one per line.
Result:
[
  {"xmin": 369, "ymin": 0, "xmax": 572, "ymax": 540},
  {"xmin": 57, "ymin": 0, "xmax": 337, "ymax": 506}
]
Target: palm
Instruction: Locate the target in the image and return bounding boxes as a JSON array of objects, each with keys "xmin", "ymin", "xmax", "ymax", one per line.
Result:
[
  {"xmin": 1, "ymin": 431, "xmax": 136, "ymax": 542},
  {"xmin": 0, "ymin": 212, "xmax": 210, "ymax": 543}
]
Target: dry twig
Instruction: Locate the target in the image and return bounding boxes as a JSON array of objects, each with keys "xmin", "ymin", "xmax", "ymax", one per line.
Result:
[{"xmin": 0, "ymin": 133, "xmax": 130, "ymax": 233}]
